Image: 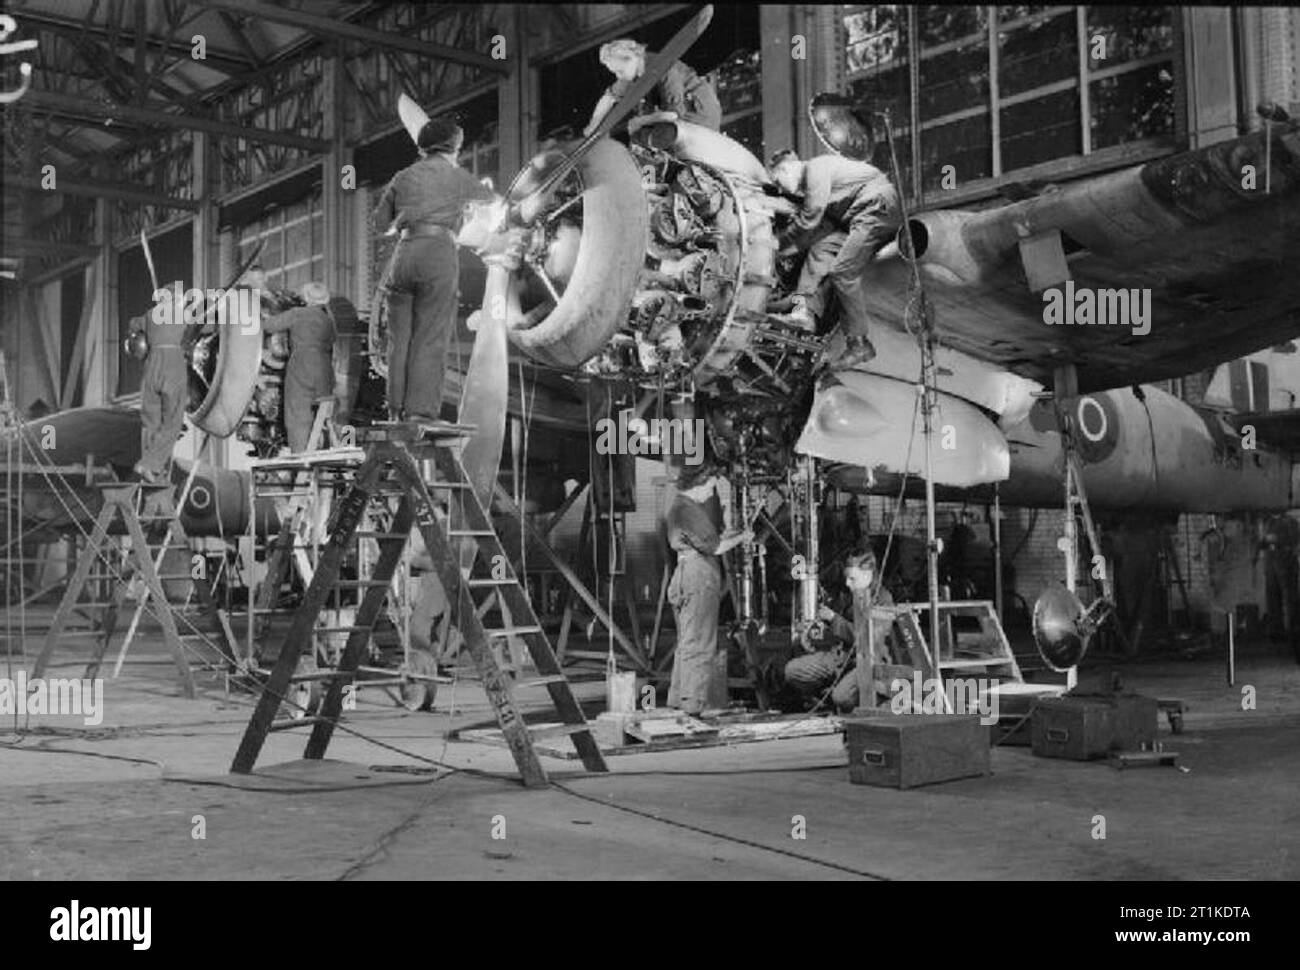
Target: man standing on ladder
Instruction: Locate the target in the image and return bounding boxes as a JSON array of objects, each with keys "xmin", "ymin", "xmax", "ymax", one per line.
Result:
[
  {"xmin": 261, "ymin": 281, "xmax": 337, "ymax": 453},
  {"xmin": 133, "ymin": 280, "xmax": 189, "ymax": 484},
  {"xmin": 372, "ymin": 116, "xmax": 495, "ymax": 423},
  {"xmin": 664, "ymin": 464, "xmax": 751, "ymax": 715}
]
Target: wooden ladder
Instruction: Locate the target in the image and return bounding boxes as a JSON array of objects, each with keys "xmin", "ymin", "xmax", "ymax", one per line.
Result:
[
  {"xmin": 32, "ymin": 481, "xmax": 197, "ymax": 697},
  {"xmin": 230, "ymin": 425, "xmax": 608, "ymax": 786}
]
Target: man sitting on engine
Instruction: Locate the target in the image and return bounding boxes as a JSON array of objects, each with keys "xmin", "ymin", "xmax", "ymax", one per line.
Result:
[
  {"xmin": 584, "ymin": 38, "xmax": 722, "ymax": 137},
  {"xmin": 768, "ymin": 148, "xmax": 901, "ymax": 369}
]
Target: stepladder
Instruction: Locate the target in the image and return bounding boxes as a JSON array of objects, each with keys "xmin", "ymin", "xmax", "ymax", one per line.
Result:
[
  {"xmin": 230, "ymin": 423, "xmax": 608, "ymax": 786},
  {"xmin": 32, "ymin": 481, "xmax": 199, "ymax": 698},
  {"xmin": 859, "ymin": 599, "xmax": 1027, "ymax": 716}
]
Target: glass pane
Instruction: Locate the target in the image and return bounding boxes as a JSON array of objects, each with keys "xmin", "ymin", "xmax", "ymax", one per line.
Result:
[
  {"xmin": 845, "ymin": 5, "xmax": 908, "ymax": 75},
  {"xmin": 997, "ymin": 6, "xmax": 1057, "ymax": 25},
  {"xmin": 919, "ymin": 38, "xmax": 989, "ymax": 121},
  {"xmin": 1086, "ymin": 6, "xmax": 1176, "ymax": 69},
  {"xmin": 998, "ymin": 12, "xmax": 1078, "ymax": 97},
  {"xmin": 919, "ymin": 5, "xmax": 988, "ymax": 47},
  {"xmin": 259, "ymin": 232, "xmax": 283, "ymax": 270},
  {"xmin": 849, "ymin": 66, "xmax": 911, "ymax": 129},
  {"xmin": 1090, "ymin": 62, "xmax": 1176, "ymax": 149},
  {"xmin": 1000, "ymin": 88, "xmax": 1080, "ymax": 170},
  {"xmin": 920, "ymin": 113, "xmax": 991, "ymax": 192},
  {"xmin": 716, "ymin": 48, "xmax": 762, "ymax": 116},
  {"xmin": 848, "ymin": 67, "xmax": 913, "ymax": 187},
  {"xmin": 286, "ymin": 222, "xmax": 312, "ymax": 266},
  {"xmin": 877, "ymin": 133, "xmax": 912, "ymax": 197}
]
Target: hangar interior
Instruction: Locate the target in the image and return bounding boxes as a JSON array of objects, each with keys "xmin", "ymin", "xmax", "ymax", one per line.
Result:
[{"xmin": 2, "ymin": 2, "xmax": 1300, "ymax": 881}]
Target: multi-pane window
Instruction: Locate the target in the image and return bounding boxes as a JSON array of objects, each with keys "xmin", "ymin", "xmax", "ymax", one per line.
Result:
[
  {"xmin": 716, "ymin": 48, "xmax": 763, "ymax": 159},
  {"xmin": 844, "ymin": 5, "xmax": 1181, "ymax": 201},
  {"xmin": 235, "ymin": 190, "xmax": 326, "ymax": 294}
]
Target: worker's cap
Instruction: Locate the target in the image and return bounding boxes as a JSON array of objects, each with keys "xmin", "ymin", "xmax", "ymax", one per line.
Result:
[
  {"xmin": 417, "ymin": 117, "xmax": 464, "ymax": 155},
  {"xmin": 599, "ymin": 38, "xmax": 646, "ymax": 67},
  {"xmin": 768, "ymin": 149, "xmax": 800, "ymax": 169},
  {"xmin": 299, "ymin": 281, "xmax": 330, "ymax": 306}
]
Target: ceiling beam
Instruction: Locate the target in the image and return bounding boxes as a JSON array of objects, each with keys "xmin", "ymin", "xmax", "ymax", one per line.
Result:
[
  {"xmin": 24, "ymin": 90, "xmax": 329, "ymax": 152},
  {"xmin": 1, "ymin": 238, "xmax": 100, "ymax": 257},
  {"xmin": 19, "ymin": 11, "xmax": 249, "ymax": 74},
  {"xmin": 189, "ymin": 0, "xmax": 508, "ymax": 75},
  {"xmin": 5, "ymin": 175, "xmax": 200, "ymax": 210}
]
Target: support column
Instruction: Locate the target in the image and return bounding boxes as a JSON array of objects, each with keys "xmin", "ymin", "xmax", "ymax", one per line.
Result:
[
  {"xmin": 1184, "ymin": 6, "xmax": 1240, "ymax": 147},
  {"xmin": 760, "ymin": 5, "xmax": 797, "ymax": 156},
  {"xmin": 322, "ymin": 49, "xmax": 356, "ymax": 302},
  {"xmin": 497, "ymin": 4, "xmax": 531, "ymax": 180},
  {"xmin": 86, "ymin": 196, "xmax": 114, "ymax": 405}
]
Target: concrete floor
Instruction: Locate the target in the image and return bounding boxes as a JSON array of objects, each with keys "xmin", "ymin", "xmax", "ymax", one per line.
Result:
[{"xmin": 1, "ymin": 637, "xmax": 1298, "ymax": 880}]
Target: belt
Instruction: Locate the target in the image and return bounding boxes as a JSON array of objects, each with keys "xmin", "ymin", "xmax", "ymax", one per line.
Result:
[{"xmin": 399, "ymin": 223, "xmax": 453, "ymax": 240}]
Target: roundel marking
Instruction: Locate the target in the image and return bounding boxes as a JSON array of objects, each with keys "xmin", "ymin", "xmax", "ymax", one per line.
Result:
[
  {"xmin": 188, "ymin": 483, "xmax": 212, "ymax": 513},
  {"xmin": 1074, "ymin": 394, "xmax": 1120, "ymax": 463},
  {"xmin": 1077, "ymin": 397, "xmax": 1108, "ymax": 443}
]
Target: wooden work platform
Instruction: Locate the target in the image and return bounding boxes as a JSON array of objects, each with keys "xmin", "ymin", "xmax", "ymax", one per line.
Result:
[
  {"xmin": 247, "ymin": 420, "xmax": 478, "ymax": 473},
  {"xmin": 459, "ymin": 709, "xmax": 846, "ymax": 760}
]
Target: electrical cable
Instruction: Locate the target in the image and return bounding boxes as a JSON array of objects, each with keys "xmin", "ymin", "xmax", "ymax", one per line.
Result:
[{"xmin": 550, "ymin": 779, "xmax": 890, "ymax": 880}]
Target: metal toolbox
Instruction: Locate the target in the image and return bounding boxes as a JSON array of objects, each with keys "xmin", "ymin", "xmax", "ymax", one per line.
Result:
[
  {"xmin": 845, "ymin": 714, "xmax": 991, "ymax": 789},
  {"xmin": 1031, "ymin": 692, "xmax": 1159, "ymax": 760}
]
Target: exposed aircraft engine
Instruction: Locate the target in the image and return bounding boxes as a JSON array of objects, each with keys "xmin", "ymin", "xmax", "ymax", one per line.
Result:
[
  {"xmin": 189, "ymin": 294, "xmax": 363, "ymax": 455},
  {"xmin": 498, "ymin": 121, "xmax": 824, "ymax": 477}
]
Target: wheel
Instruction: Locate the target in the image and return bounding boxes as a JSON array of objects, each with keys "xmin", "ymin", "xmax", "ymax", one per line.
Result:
[{"xmin": 398, "ymin": 649, "xmax": 439, "ymax": 712}]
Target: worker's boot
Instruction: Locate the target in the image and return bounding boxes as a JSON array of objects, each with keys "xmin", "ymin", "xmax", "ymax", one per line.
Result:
[{"xmin": 831, "ymin": 332, "xmax": 876, "ymax": 371}]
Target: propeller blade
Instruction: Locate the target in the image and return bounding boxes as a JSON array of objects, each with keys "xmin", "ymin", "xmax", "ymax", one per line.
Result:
[
  {"xmin": 398, "ymin": 93, "xmax": 430, "ymax": 148},
  {"xmin": 458, "ymin": 260, "xmax": 515, "ymax": 508},
  {"xmin": 514, "ymin": 3, "xmax": 714, "ymax": 222},
  {"xmin": 140, "ymin": 228, "xmax": 159, "ymax": 293}
]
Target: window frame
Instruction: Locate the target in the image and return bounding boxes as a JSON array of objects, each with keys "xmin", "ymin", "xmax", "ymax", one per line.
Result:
[{"xmin": 842, "ymin": 4, "xmax": 1185, "ymax": 209}]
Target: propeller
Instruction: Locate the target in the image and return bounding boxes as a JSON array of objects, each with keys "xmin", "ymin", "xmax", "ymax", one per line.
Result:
[
  {"xmin": 511, "ymin": 4, "xmax": 714, "ymax": 226},
  {"xmin": 444, "ymin": 4, "xmax": 715, "ymax": 508}
]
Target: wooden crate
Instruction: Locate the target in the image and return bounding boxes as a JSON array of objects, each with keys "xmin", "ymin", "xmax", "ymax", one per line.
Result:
[
  {"xmin": 844, "ymin": 714, "xmax": 990, "ymax": 789},
  {"xmin": 1031, "ymin": 693, "xmax": 1160, "ymax": 761}
]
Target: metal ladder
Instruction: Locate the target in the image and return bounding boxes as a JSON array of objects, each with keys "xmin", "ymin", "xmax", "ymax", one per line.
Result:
[{"xmin": 230, "ymin": 425, "xmax": 608, "ymax": 786}]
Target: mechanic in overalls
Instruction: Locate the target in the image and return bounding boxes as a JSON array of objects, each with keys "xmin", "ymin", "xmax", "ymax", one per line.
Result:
[
  {"xmin": 133, "ymin": 281, "xmax": 189, "ymax": 484},
  {"xmin": 584, "ymin": 38, "xmax": 722, "ymax": 136},
  {"xmin": 371, "ymin": 116, "xmax": 495, "ymax": 423},
  {"xmin": 664, "ymin": 464, "xmax": 752, "ymax": 714},
  {"xmin": 768, "ymin": 148, "xmax": 901, "ymax": 369},
  {"xmin": 261, "ymin": 281, "xmax": 336, "ymax": 453}
]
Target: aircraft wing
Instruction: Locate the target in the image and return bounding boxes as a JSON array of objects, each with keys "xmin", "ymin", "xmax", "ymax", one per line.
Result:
[
  {"xmin": 861, "ymin": 117, "xmax": 1300, "ymax": 393},
  {"xmin": 7, "ymin": 405, "xmax": 142, "ymax": 471}
]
